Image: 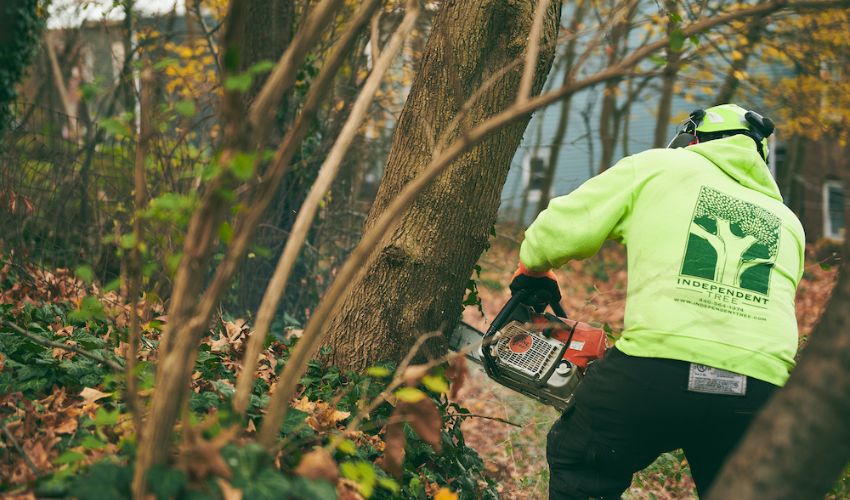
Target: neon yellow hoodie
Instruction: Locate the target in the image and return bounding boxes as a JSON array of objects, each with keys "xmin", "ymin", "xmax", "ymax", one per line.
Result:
[{"xmin": 520, "ymin": 135, "xmax": 805, "ymax": 386}]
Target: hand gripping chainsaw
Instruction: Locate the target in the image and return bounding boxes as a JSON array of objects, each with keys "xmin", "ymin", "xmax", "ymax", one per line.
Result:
[{"xmin": 448, "ymin": 290, "xmax": 608, "ymax": 411}]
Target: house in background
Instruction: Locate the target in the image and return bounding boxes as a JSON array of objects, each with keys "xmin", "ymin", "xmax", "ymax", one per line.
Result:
[{"xmin": 781, "ymin": 139, "xmax": 847, "ymax": 242}]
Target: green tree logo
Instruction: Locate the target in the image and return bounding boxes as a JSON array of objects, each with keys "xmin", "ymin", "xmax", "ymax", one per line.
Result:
[{"xmin": 680, "ymin": 187, "xmax": 780, "ymax": 294}]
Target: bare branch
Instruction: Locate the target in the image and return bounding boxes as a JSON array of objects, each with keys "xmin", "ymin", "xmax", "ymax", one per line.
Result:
[
  {"xmin": 247, "ymin": 0, "xmax": 343, "ymax": 135},
  {"xmin": 370, "ymin": 8, "xmax": 381, "ymax": 63},
  {"xmin": 447, "ymin": 412, "xmax": 522, "ymax": 428},
  {"xmin": 227, "ymin": 0, "xmax": 384, "ymax": 417},
  {"xmin": 1, "ymin": 320, "xmax": 123, "ymax": 372},
  {"xmin": 44, "ymin": 32, "xmax": 75, "ymax": 125},
  {"xmin": 518, "ymin": 0, "xmax": 552, "ymax": 103},
  {"xmin": 256, "ymin": 0, "xmax": 422, "ymax": 445},
  {"xmin": 1, "ymin": 422, "xmax": 41, "ymax": 477}
]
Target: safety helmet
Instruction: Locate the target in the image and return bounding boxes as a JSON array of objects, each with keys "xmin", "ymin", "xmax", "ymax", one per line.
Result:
[{"xmin": 668, "ymin": 103, "xmax": 775, "ymax": 162}]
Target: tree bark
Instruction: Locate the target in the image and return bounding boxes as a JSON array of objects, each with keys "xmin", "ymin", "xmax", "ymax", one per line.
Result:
[
  {"xmin": 240, "ymin": 0, "xmax": 294, "ymax": 108},
  {"xmin": 324, "ymin": 0, "xmax": 561, "ymax": 370},
  {"xmin": 707, "ymin": 195, "xmax": 850, "ymax": 498}
]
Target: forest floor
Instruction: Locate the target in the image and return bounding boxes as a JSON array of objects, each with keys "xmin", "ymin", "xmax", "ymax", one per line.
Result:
[{"xmin": 455, "ymin": 232, "xmax": 840, "ymax": 499}]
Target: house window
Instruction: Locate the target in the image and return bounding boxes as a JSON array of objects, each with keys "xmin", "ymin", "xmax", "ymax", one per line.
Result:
[
  {"xmin": 528, "ymin": 156, "xmax": 547, "ymax": 191},
  {"xmin": 523, "ymin": 148, "xmax": 550, "ymax": 196},
  {"xmin": 823, "ymin": 180, "xmax": 845, "ymax": 240}
]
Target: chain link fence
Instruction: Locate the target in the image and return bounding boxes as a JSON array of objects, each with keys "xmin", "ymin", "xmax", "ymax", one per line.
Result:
[{"xmin": 1, "ymin": 101, "xmax": 377, "ymax": 326}]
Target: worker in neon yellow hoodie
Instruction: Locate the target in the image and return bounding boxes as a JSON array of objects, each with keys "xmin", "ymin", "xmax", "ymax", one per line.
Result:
[{"xmin": 511, "ymin": 104, "xmax": 805, "ymax": 499}]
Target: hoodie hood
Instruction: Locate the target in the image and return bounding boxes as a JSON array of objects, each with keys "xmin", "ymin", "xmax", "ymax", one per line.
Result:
[{"xmin": 686, "ymin": 135, "xmax": 782, "ymax": 201}]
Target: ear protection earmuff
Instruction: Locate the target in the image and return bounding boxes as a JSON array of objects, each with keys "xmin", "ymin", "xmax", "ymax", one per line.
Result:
[{"xmin": 666, "ymin": 109, "xmax": 705, "ymax": 149}]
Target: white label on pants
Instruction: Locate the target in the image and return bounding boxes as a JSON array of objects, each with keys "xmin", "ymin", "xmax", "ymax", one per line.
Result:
[{"xmin": 688, "ymin": 363, "xmax": 747, "ymax": 396}]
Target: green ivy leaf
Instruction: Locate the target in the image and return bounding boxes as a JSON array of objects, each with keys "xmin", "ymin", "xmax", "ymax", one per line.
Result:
[
  {"xmin": 422, "ymin": 374, "xmax": 450, "ymax": 394},
  {"xmin": 224, "ymin": 73, "xmax": 253, "ymax": 92},
  {"xmin": 175, "ymin": 99, "xmax": 196, "ymax": 117},
  {"xmin": 366, "ymin": 366, "xmax": 391, "ymax": 378},
  {"xmin": 75, "ymin": 265, "xmax": 94, "ymax": 284},
  {"xmin": 337, "ymin": 439, "xmax": 357, "ymax": 455},
  {"xmin": 100, "ymin": 117, "xmax": 130, "ymax": 139},
  {"xmin": 395, "ymin": 387, "xmax": 425, "ymax": 403},
  {"xmin": 669, "ymin": 29, "xmax": 685, "ymax": 52},
  {"xmin": 94, "ymin": 407, "xmax": 120, "ymax": 426},
  {"xmin": 230, "ymin": 152, "xmax": 255, "ymax": 181},
  {"xmin": 54, "ymin": 451, "xmax": 85, "ymax": 465},
  {"xmin": 70, "ymin": 296, "xmax": 106, "ymax": 322},
  {"xmin": 248, "ymin": 60, "xmax": 275, "ymax": 74},
  {"xmin": 80, "ymin": 435, "xmax": 107, "ymax": 450},
  {"xmin": 340, "ymin": 461, "xmax": 376, "ymax": 498},
  {"xmin": 378, "ymin": 477, "xmax": 400, "ymax": 493}
]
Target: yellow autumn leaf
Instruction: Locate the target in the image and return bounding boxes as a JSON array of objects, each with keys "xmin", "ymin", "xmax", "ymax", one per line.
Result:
[{"xmin": 434, "ymin": 487, "xmax": 458, "ymax": 500}]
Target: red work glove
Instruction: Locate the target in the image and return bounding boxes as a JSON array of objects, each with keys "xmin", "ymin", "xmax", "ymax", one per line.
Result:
[{"xmin": 509, "ymin": 262, "xmax": 561, "ymax": 307}]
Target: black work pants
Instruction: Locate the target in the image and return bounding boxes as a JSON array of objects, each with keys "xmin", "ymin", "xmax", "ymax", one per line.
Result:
[{"xmin": 546, "ymin": 347, "xmax": 778, "ymax": 499}]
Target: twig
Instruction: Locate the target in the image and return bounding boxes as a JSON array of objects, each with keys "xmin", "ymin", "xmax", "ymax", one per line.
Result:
[
  {"xmin": 318, "ymin": 331, "xmax": 480, "ymax": 456},
  {"xmin": 518, "ymin": 0, "xmax": 552, "ymax": 103},
  {"xmin": 1, "ymin": 320, "xmax": 123, "ymax": 372},
  {"xmin": 248, "ymin": 0, "xmax": 344, "ymax": 136},
  {"xmin": 370, "ymin": 8, "xmax": 381, "ymax": 63},
  {"xmin": 232, "ymin": 0, "xmax": 385, "ymax": 419},
  {"xmin": 190, "ymin": 0, "xmax": 222, "ymax": 74},
  {"xmin": 125, "ymin": 63, "xmax": 154, "ymax": 437},
  {"xmin": 1, "ymin": 422, "xmax": 41, "ymax": 477},
  {"xmin": 447, "ymin": 411, "xmax": 522, "ymax": 428}
]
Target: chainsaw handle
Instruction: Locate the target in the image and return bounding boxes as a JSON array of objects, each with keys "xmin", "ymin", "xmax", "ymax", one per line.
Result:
[
  {"xmin": 550, "ymin": 301, "xmax": 567, "ymax": 318},
  {"xmin": 484, "ymin": 291, "xmax": 568, "ymax": 339},
  {"xmin": 482, "ymin": 290, "xmax": 569, "ymax": 379},
  {"xmin": 484, "ymin": 290, "xmax": 530, "ymax": 339}
]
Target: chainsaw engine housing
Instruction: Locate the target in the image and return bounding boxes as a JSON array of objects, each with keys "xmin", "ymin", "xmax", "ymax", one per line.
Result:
[
  {"xmin": 489, "ymin": 319, "xmax": 583, "ymax": 411},
  {"xmin": 449, "ymin": 318, "xmax": 589, "ymax": 412}
]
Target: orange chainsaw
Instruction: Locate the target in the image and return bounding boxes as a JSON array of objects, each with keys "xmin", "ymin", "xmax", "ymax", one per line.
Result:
[{"xmin": 448, "ymin": 290, "xmax": 608, "ymax": 411}]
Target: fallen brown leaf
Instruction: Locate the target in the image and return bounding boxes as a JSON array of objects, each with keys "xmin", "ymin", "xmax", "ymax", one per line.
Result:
[
  {"xmin": 400, "ymin": 398, "xmax": 442, "ymax": 453},
  {"xmin": 294, "ymin": 447, "xmax": 339, "ymax": 484},
  {"xmin": 177, "ymin": 421, "xmax": 238, "ymax": 481},
  {"xmin": 79, "ymin": 387, "xmax": 112, "ymax": 404},
  {"xmin": 445, "ymin": 356, "xmax": 467, "ymax": 400},
  {"xmin": 382, "ymin": 421, "xmax": 406, "ymax": 479}
]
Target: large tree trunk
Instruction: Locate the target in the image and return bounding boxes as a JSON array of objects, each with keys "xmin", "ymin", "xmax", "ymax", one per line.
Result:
[
  {"xmin": 707, "ymin": 200, "xmax": 850, "ymax": 498},
  {"xmin": 324, "ymin": 0, "xmax": 561, "ymax": 370}
]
